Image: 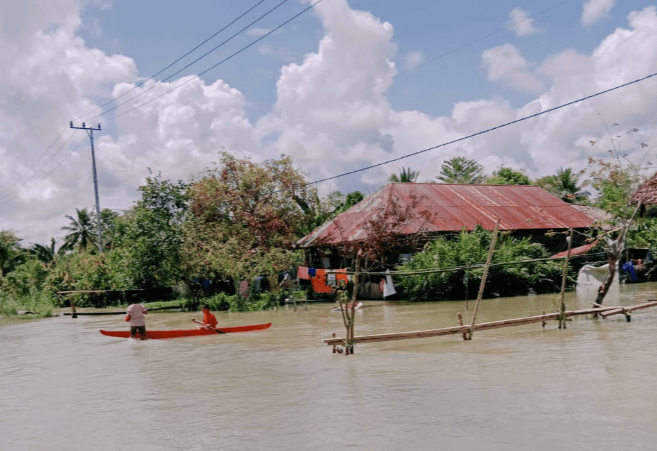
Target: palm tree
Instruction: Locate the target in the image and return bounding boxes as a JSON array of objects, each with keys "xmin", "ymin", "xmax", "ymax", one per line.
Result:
[
  {"xmin": 436, "ymin": 157, "xmax": 485, "ymax": 184},
  {"xmin": 554, "ymin": 167, "xmax": 589, "ymax": 203},
  {"xmin": 62, "ymin": 208, "xmax": 96, "ymax": 252},
  {"xmin": 389, "ymin": 167, "xmax": 420, "ymax": 183},
  {"xmin": 30, "ymin": 238, "xmax": 62, "ymax": 267}
]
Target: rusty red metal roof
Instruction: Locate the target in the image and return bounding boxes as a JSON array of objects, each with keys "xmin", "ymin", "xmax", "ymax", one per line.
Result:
[
  {"xmin": 297, "ymin": 183, "xmax": 595, "ymax": 248},
  {"xmin": 550, "ymin": 241, "xmax": 599, "ymax": 259}
]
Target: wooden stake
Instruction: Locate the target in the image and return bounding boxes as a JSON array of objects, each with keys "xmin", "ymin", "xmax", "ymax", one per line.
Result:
[
  {"xmin": 467, "ymin": 219, "xmax": 499, "ymax": 340},
  {"xmin": 324, "ymin": 306, "xmax": 624, "ymax": 346},
  {"xmin": 457, "ymin": 312, "xmax": 467, "ymax": 340},
  {"xmin": 600, "ymin": 300, "xmax": 657, "ymax": 318},
  {"xmin": 558, "ymin": 229, "xmax": 573, "ymax": 329}
]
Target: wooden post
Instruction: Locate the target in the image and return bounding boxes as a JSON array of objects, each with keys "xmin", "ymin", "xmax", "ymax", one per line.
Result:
[
  {"xmin": 457, "ymin": 312, "xmax": 467, "ymax": 340},
  {"xmin": 70, "ymin": 298, "xmax": 77, "ymax": 319},
  {"xmin": 467, "ymin": 219, "xmax": 499, "ymax": 340},
  {"xmin": 542, "ymin": 311, "xmax": 547, "ymax": 327},
  {"xmin": 558, "ymin": 229, "xmax": 573, "ymax": 329}
]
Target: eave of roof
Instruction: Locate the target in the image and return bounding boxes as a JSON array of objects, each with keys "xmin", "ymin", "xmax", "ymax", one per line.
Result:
[{"xmin": 298, "ymin": 183, "xmax": 595, "ymax": 248}]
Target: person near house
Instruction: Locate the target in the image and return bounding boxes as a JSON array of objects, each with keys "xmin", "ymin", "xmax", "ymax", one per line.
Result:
[
  {"xmin": 125, "ymin": 302, "xmax": 148, "ymax": 340},
  {"xmin": 195, "ymin": 304, "xmax": 218, "ymax": 330}
]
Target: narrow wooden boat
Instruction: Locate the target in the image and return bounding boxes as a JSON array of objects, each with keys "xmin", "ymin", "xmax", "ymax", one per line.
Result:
[{"xmin": 99, "ymin": 322, "xmax": 271, "ymax": 339}]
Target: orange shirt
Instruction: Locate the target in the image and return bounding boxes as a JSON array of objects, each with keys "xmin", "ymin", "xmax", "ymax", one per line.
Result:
[{"xmin": 202, "ymin": 310, "xmax": 218, "ymax": 327}]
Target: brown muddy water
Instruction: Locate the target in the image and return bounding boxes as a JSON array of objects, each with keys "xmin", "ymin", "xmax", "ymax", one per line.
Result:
[{"xmin": 2, "ymin": 283, "xmax": 657, "ymax": 451}]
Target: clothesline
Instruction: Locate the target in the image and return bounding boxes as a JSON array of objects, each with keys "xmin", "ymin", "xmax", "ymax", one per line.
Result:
[{"xmin": 309, "ymin": 252, "xmax": 606, "ymax": 278}]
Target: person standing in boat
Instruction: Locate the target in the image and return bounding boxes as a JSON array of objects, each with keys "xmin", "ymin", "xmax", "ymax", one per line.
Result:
[
  {"xmin": 125, "ymin": 302, "xmax": 148, "ymax": 340},
  {"xmin": 195, "ymin": 304, "xmax": 218, "ymax": 330}
]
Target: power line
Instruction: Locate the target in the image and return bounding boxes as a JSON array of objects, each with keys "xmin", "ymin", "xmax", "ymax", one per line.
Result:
[
  {"xmin": 0, "ymin": 135, "xmax": 87, "ymax": 206},
  {"xmin": 88, "ymin": 0, "xmax": 295, "ymax": 122},
  {"xmin": 0, "ymin": 127, "xmax": 71, "ymax": 201},
  {"xmin": 303, "ymin": 71, "xmax": 657, "ymax": 187},
  {"xmin": 0, "ymin": 1, "xmax": 315, "ymax": 207},
  {"xmin": 105, "ymin": 0, "xmax": 325, "ymax": 121},
  {"xmin": 75, "ymin": 0, "xmax": 269, "ymax": 122},
  {"xmin": 251, "ymin": 1, "xmax": 575, "ymax": 136}
]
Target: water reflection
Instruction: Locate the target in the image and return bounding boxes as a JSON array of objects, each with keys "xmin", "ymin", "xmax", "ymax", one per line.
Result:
[{"xmin": 2, "ymin": 283, "xmax": 657, "ymax": 450}]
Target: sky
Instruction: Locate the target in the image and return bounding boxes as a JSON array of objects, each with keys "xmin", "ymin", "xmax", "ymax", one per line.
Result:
[{"xmin": 2, "ymin": 0, "xmax": 657, "ymax": 246}]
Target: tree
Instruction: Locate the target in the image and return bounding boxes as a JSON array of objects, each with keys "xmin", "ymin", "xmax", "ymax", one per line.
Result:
[
  {"xmin": 585, "ymin": 128, "xmax": 650, "ymax": 309},
  {"xmin": 486, "ymin": 167, "xmax": 530, "ymax": 185},
  {"xmin": 536, "ymin": 168, "xmax": 589, "ymax": 203},
  {"xmin": 436, "ymin": 156, "xmax": 485, "ymax": 184},
  {"xmin": 29, "ymin": 238, "xmax": 63, "ymax": 267},
  {"xmin": 115, "ymin": 172, "xmax": 188, "ymax": 288},
  {"xmin": 183, "ymin": 152, "xmax": 317, "ymax": 282},
  {"xmin": 389, "ymin": 167, "xmax": 420, "ymax": 183},
  {"xmin": 0, "ymin": 230, "xmax": 22, "ymax": 277},
  {"xmin": 61, "ymin": 208, "xmax": 96, "ymax": 252},
  {"xmin": 91, "ymin": 209, "xmax": 119, "ymax": 249}
]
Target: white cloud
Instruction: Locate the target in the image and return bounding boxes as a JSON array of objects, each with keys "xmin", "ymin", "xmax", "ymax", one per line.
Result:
[
  {"xmin": 403, "ymin": 51, "xmax": 425, "ymax": 71},
  {"xmin": 508, "ymin": 8, "xmax": 540, "ymax": 36},
  {"xmin": 582, "ymin": 0, "xmax": 616, "ymax": 27},
  {"xmin": 247, "ymin": 27, "xmax": 270, "ymax": 37},
  {"xmin": 482, "ymin": 44, "xmax": 544, "ymax": 93},
  {"xmin": 4, "ymin": 0, "xmax": 657, "ymax": 245}
]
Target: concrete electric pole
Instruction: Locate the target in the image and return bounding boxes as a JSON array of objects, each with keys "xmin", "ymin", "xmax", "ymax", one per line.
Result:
[{"xmin": 69, "ymin": 121, "xmax": 104, "ymax": 253}]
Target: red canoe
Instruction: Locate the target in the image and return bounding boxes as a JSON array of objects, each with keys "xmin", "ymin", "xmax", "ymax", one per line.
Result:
[{"xmin": 99, "ymin": 322, "xmax": 271, "ymax": 339}]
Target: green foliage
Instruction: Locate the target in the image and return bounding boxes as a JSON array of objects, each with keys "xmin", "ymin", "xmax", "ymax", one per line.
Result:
[
  {"xmin": 194, "ymin": 291, "xmax": 281, "ymax": 312},
  {"xmin": 61, "ymin": 208, "xmax": 97, "ymax": 252},
  {"xmin": 0, "ymin": 229, "xmax": 23, "ymax": 277},
  {"xmin": 0, "ymin": 289, "xmax": 55, "ymax": 317},
  {"xmin": 437, "ymin": 156, "xmax": 485, "ymax": 184},
  {"xmin": 390, "ymin": 167, "xmax": 420, "ymax": 183},
  {"xmin": 113, "ymin": 173, "xmax": 188, "ymax": 288},
  {"xmin": 399, "ymin": 227, "xmax": 567, "ymax": 301},
  {"xmin": 4, "ymin": 258, "xmax": 50, "ymax": 296},
  {"xmin": 486, "ymin": 167, "xmax": 531, "ymax": 185},
  {"xmin": 535, "ymin": 168, "xmax": 589, "ymax": 203},
  {"xmin": 183, "ymin": 152, "xmax": 316, "ymax": 282},
  {"xmin": 627, "ymin": 217, "xmax": 657, "ymax": 254}
]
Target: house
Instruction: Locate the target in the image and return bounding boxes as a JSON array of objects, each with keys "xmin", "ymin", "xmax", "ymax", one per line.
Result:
[{"xmin": 297, "ymin": 183, "xmax": 595, "ymax": 271}]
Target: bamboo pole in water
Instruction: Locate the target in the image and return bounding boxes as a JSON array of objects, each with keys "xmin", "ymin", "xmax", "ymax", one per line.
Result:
[
  {"xmin": 600, "ymin": 300, "xmax": 657, "ymax": 319},
  {"xmin": 324, "ymin": 306, "xmax": 624, "ymax": 346},
  {"xmin": 467, "ymin": 219, "xmax": 499, "ymax": 340},
  {"xmin": 558, "ymin": 229, "xmax": 573, "ymax": 329}
]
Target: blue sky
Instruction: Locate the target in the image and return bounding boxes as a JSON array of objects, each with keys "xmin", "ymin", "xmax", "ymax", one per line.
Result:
[{"xmin": 2, "ymin": 0, "xmax": 657, "ymax": 245}]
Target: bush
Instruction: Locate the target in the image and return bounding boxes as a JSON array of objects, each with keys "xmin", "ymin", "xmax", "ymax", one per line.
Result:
[
  {"xmin": 0, "ymin": 289, "xmax": 55, "ymax": 317},
  {"xmin": 399, "ymin": 227, "xmax": 571, "ymax": 301}
]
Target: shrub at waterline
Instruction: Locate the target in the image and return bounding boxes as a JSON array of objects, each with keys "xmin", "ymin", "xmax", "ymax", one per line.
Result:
[
  {"xmin": 399, "ymin": 227, "xmax": 570, "ymax": 301},
  {"xmin": 0, "ymin": 290, "xmax": 55, "ymax": 318}
]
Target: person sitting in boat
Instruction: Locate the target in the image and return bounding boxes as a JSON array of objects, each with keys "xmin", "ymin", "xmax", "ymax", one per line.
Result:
[
  {"xmin": 125, "ymin": 302, "xmax": 148, "ymax": 340},
  {"xmin": 195, "ymin": 304, "xmax": 218, "ymax": 330}
]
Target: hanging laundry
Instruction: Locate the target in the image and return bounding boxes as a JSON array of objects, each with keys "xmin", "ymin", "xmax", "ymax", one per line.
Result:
[
  {"xmin": 335, "ymin": 269, "xmax": 349, "ymax": 285},
  {"xmin": 298, "ymin": 266, "xmax": 310, "ymax": 280},
  {"xmin": 622, "ymin": 261, "xmax": 638, "ymax": 282},
  {"xmin": 308, "ymin": 267, "xmax": 317, "ymax": 277},
  {"xmin": 383, "ymin": 269, "xmax": 396, "ymax": 298},
  {"xmin": 239, "ymin": 280, "xmax": 249, "ymax": 298},
  {"xmin": 310, "ymin": 269, "xmax": 332, "ymax": 293}
]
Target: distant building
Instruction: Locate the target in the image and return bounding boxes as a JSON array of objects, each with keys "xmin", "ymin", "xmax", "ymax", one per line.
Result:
[{"xmin": 297, "ymin": 183, "xmax": 595, "ymax": 270}]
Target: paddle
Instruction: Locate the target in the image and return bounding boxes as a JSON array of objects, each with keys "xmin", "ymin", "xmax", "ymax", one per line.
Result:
[{"xmin": 192, "ymin": 318, "xmax": 226, "ymax": 334}]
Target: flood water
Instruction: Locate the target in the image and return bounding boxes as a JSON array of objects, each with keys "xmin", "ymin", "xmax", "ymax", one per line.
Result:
[{"xmin": 3, "ymin": 283, "xmax": 657, "ymax": 451}]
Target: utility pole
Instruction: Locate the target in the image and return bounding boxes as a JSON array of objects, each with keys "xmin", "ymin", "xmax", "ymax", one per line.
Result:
[{"xmin": 69, "ymin": 121, "xmax": 104, "ymax": 253}]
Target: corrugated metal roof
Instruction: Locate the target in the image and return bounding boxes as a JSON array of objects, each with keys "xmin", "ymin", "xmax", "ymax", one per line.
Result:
[
  {"xmin": 297, "ymin": 183, "xmax": 595, "ymax": 248},
  {"xmin": 550, "ymin": 241, "xmax": 599, "ymax": 259}
]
